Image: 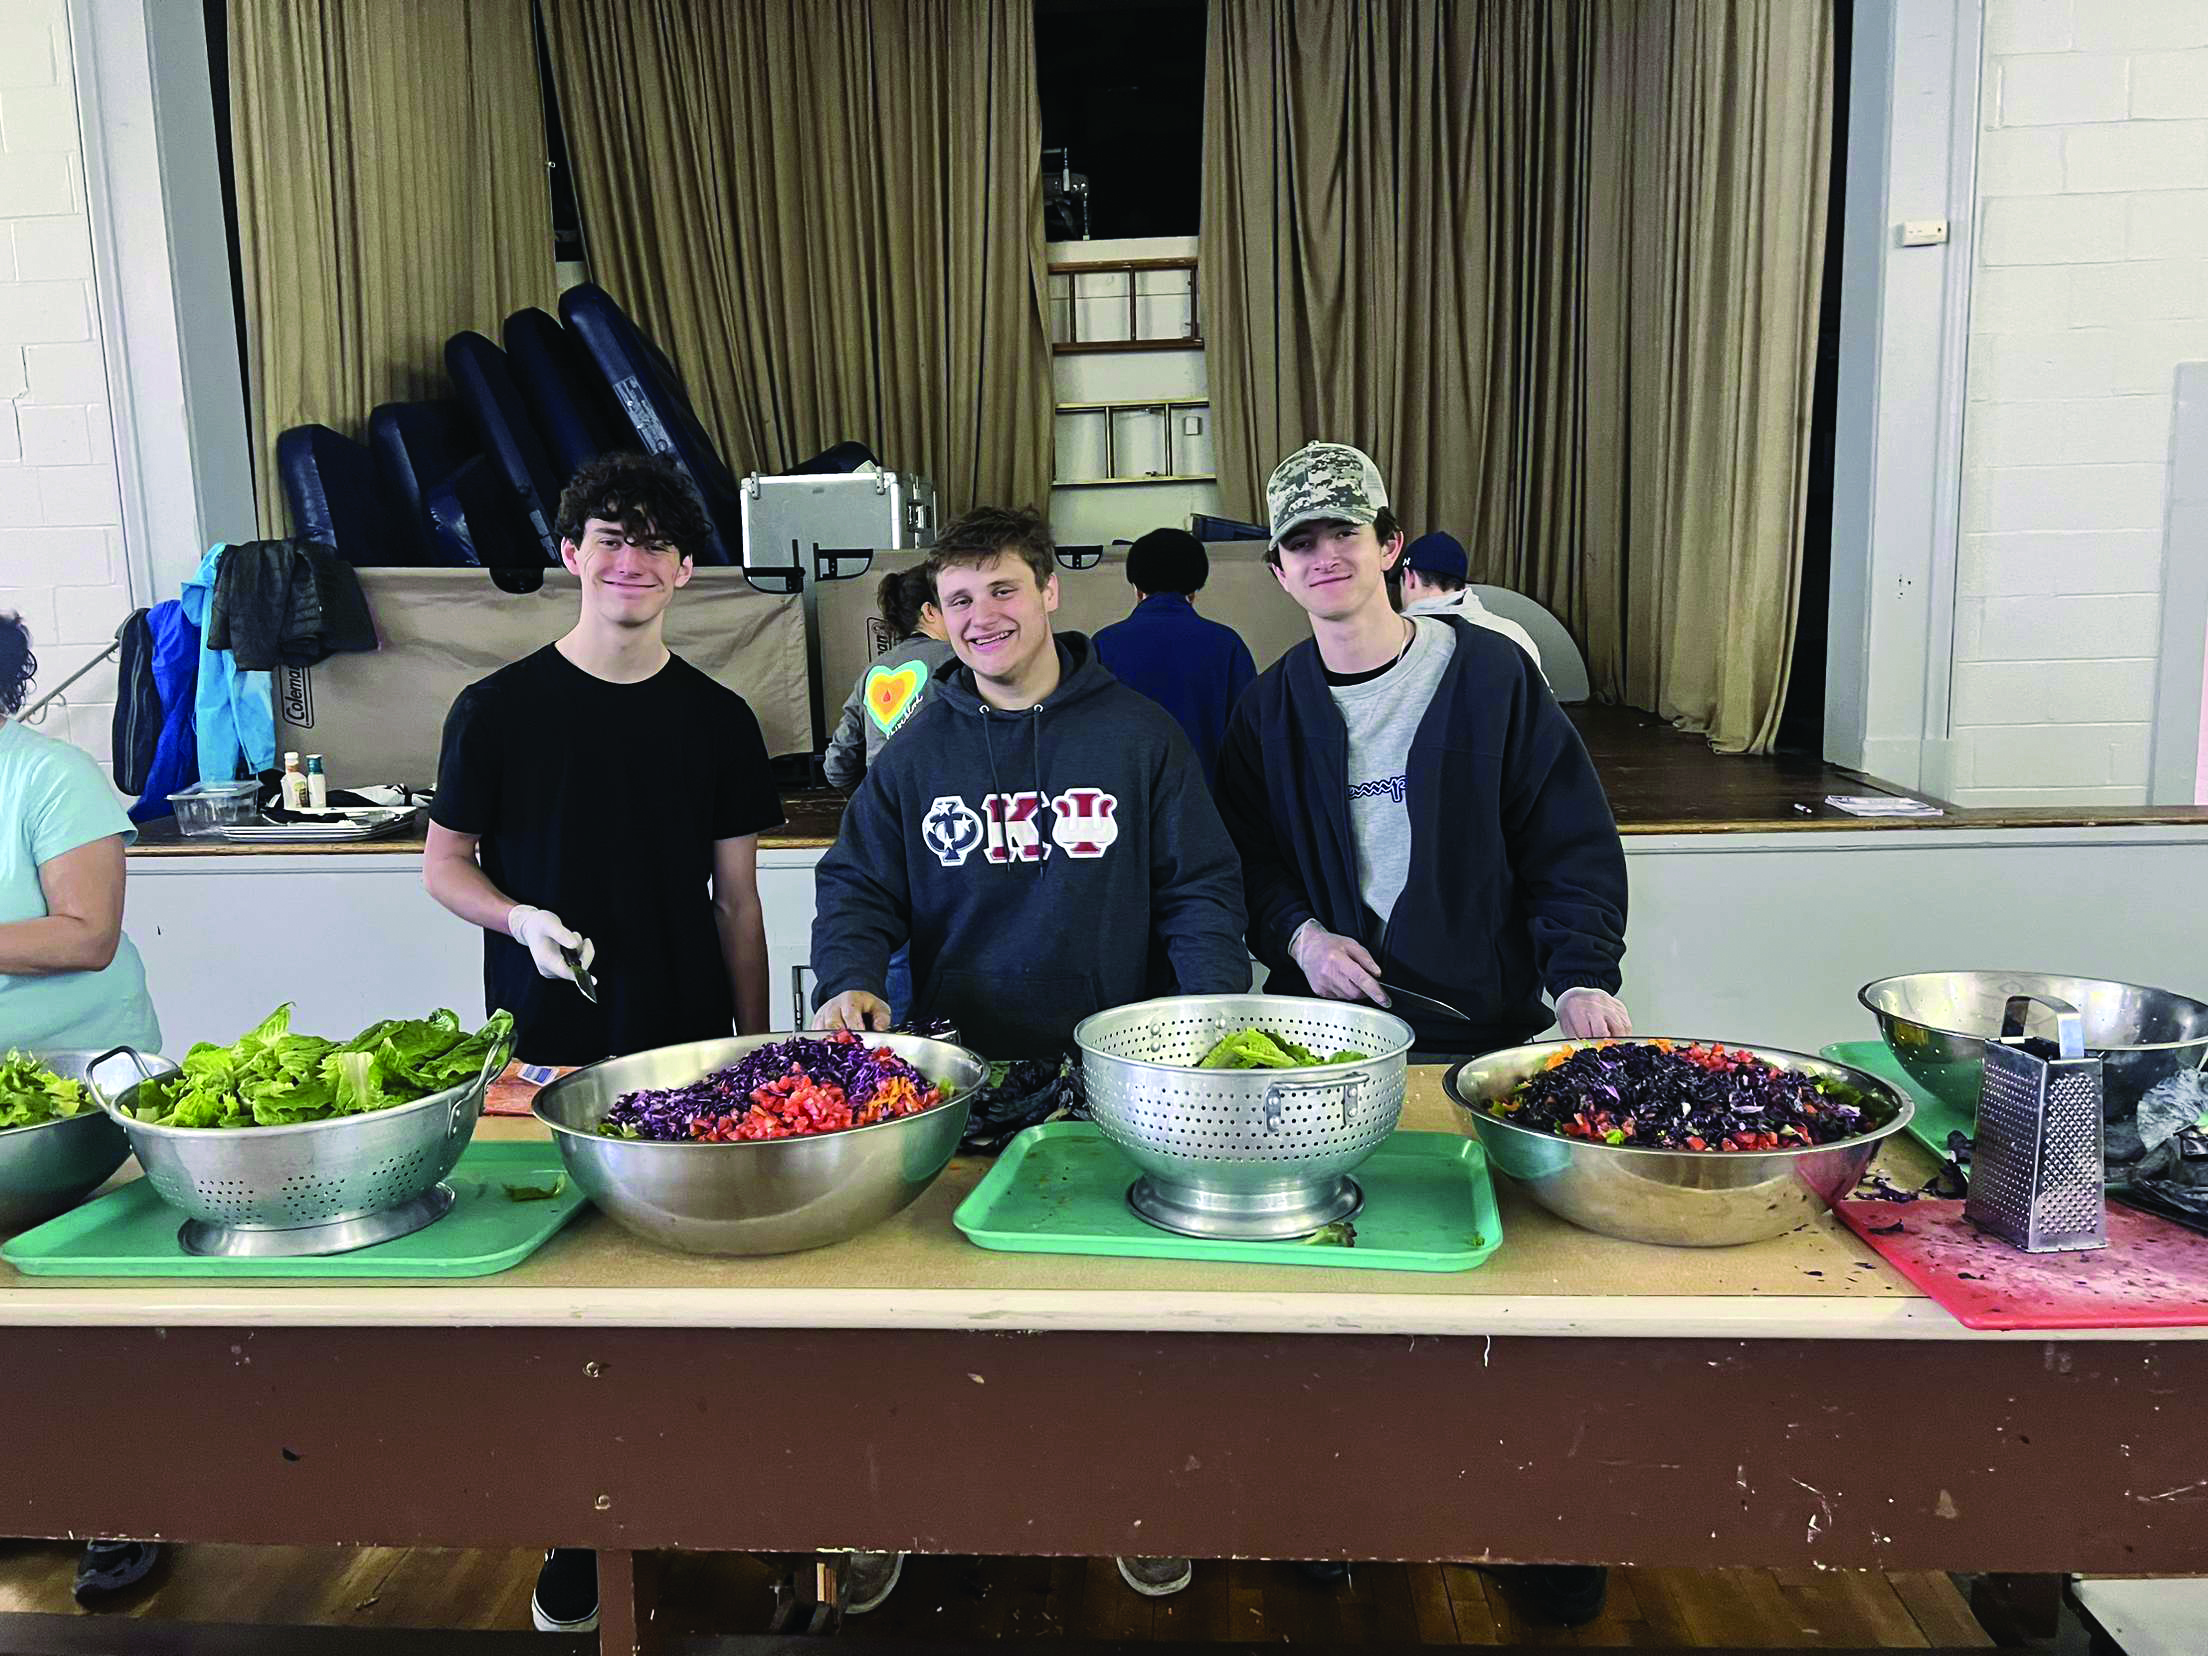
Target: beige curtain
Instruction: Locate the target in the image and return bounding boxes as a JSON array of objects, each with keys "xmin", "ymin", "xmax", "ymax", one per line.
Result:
[
  {"xmin": 228, "ymin": 0, "xmax": 557, "ymax": 533},
  {"xmin": 539, "ymin": 0, "xmax": 1054, "ymax": 520},
  {"xmin": 1202, "ymin": 0, "xmax": 1831, "ymax": 753}
]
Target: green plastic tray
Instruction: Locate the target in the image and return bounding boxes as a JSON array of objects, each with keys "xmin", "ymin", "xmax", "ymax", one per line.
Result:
[
  {"xmin": 953, "ymin": 1122, "xmax": 1501, "ymax": 1272},
  {"xmin": 1, "ymin": 1140, "xmax": 586, "ymax": 1278},
  {"xmin": 1821, "ymin": 1040, "xmax": 1973, "ymax": 1158}
]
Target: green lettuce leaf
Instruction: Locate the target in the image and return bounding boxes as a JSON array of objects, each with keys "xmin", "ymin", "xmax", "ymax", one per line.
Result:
[{"xmin": 0, "ymin": 1051, "xmax": 90, "ymax": 1128}]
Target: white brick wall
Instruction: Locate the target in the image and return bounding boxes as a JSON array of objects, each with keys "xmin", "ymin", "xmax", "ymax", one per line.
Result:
[
  {"xmin": 0, "ymin": 0, "xmax": 128, "ymax": 770},
  {"xmin": 1955, "ymin": 1, "xmax": 2208, "ymax": 806}
]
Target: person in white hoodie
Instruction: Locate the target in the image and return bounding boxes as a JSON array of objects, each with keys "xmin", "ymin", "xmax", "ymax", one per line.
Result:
[{"xmin": 1396, "ymin": 531, "xmax": 1543, "ymax": 676}]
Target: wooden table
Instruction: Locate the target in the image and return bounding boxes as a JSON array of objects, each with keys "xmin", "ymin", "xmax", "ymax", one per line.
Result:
[{"xmin": 5, "ymin": 1074, "xmax": 2203, "ymax": 1656}]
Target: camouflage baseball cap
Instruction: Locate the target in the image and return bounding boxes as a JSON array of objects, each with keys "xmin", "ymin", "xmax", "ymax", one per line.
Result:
[{"xmin": 1265, "ymin": 442, "xmax": 1389, "ymax": 545}]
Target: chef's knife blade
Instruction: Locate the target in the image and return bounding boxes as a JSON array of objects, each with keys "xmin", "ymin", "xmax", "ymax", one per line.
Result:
[
  {"xmin": 561, "ymin": 945, "xmax": 599, "ymax": 1005},
  {"xmin": 1377, "ymin": 981, "xmax": 1472, "ymax": 1026}
]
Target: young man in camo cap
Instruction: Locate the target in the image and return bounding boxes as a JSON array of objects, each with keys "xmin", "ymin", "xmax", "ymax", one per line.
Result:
[{"xmin": 1213, "ymin": 443, "xmax": 1628, "ymax": 1623}]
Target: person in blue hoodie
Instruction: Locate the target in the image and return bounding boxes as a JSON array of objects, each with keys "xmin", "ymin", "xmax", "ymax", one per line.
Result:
[
  {"xmin": 1091, "ymin": 527, "xmax": 1257, "ymax": 786},
  {"xmin": 811, "ymin": 505, "xmax": 1248, "ymax": 1060}
]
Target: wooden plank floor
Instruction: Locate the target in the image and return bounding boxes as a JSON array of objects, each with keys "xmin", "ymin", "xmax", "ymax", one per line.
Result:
[{"xmin": 0, "ymin": 1544, "xmax": 1993, "ymax": 1648}]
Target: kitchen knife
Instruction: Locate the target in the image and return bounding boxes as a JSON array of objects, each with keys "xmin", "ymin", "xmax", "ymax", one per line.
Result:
[
  {"xmin": 1376, "ymin": 981, "xmax": 1472, "ymax": 1026},
  {"xmin": 561, "ymin": 945, "xmax": 599, "ymax": 1005}
]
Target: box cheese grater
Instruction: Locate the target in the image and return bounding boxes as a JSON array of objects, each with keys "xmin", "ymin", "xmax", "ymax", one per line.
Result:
[{"xmin": 1965, "ymin": 993, "xmax": 2108, "ymax": 1252}]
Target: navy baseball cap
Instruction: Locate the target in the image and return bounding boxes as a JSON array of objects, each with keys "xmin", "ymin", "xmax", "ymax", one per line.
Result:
[{"xmin": 1402, "ymin": 531, "xmax": 1468, "ymax": 583}]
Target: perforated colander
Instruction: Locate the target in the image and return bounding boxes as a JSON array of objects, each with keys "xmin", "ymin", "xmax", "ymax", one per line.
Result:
[
  {"xmin": 95, "ymin": 1040, "xmax": 506, "ymax": 1257},
  {"xmin": 1074, "ymin": 994, "xmax": 1414, "ymax": 1239}
]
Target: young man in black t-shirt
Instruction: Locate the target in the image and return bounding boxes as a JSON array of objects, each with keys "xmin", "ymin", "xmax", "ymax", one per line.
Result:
[
  {"xmin": 425, "ymin": 451, "xmax": 782, "ymax": 1062},
  {"xmin": 425, "ymin": 454, "xmax": 781, "ymax": 1632}
]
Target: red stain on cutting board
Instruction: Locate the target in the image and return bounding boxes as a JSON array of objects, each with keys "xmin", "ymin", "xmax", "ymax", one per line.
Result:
[{"xmin": 1834, "ymin": 1197, "xmax": 2208, "ymax": 1330}]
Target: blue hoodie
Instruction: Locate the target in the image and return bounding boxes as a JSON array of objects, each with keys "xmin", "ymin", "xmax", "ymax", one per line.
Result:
[
  {"xmin": 179, "ymin": 544, "xmax": 276, "ymax": 782},
  {"xmin": 810, "ymin": 633, "xmax": 1249, "ymax": 1056}
]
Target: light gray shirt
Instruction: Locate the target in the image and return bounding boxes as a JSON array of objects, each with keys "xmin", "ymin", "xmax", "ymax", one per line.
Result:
[
  {"xmin": 1328, "ymin": 616, "xmax": 1456, "ymax": 933},
  {"xmin": 822, "ymin": 635, "xmax": 959, "ymax": 792}
]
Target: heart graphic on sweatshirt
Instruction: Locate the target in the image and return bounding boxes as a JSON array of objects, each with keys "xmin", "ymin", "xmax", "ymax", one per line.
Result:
[{"xmin": 864, "ymin": 660, "xmax": 929, "ymax": 735}]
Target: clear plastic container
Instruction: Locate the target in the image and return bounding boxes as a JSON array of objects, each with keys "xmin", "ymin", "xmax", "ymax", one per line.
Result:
[{"xmin": 165, "ymin": 780, "xmax": 260, "ymax": 837}]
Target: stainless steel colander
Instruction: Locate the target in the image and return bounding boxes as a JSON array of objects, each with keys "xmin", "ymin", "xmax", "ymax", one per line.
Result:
[
  {"xmin": 96, "ymin": 1039, "xmax": 507, "ymax": 1258},
  {"xmin": 1074, "ymin": 994, "xmax": 1414, "ymax": 1239}
]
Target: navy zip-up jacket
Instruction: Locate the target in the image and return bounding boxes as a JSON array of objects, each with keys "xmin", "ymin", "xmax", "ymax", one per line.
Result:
[{"xmin": 1212, "ymin": 616, "xmax": 1626, "ymax": 1054}]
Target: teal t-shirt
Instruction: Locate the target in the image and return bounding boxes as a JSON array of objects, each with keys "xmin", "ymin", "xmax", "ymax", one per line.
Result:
[{"xmin": 0, "ymin": 721, "xmax": 161, "ymax": 1053}]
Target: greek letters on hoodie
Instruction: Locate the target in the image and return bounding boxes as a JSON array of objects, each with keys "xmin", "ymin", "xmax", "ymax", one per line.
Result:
[{"xmin": 809, "ymin": 633, "xmax": 1250, "ymax": 1057}]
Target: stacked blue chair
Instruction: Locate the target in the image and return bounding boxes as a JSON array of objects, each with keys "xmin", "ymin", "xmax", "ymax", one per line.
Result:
[
  {"xmin": 444, "ymin": 331, "xmax": 567, "ymax": 565},
  {"xmin": 276, "ymin": 425, "xmax": 417, "ymax": 567},
  {"xmin": 502, "ymin": 307, "xmax": 625, "ymax": 478},
  {"xmin": 367, "ymin": 402, "xmax": 483, "ymax": 565},
  {"xmin": 558, "ymin": 283, "xmax": 740, "ymax": 564}
]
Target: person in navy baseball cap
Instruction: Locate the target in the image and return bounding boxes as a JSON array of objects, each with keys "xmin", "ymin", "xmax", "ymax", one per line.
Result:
[{"xmin": 1396, "ymin": 529, "xmax": 1542, "ymax": 671}]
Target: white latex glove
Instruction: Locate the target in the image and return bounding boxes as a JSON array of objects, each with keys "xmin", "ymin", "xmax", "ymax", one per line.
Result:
[
  {"xmin": 814, "ymin": 989, "xmax": 892, "ymax": 1033},
  {"xmin": 1288, "ymin": 920, "xmax": 1388, "ymax": 1006},
  {"xmin": 508, "ymin": 904, "xmax": 593, "ymax": 983},
  {"xmin": 1556, "ymin": 987, "xmax": 1631, "ymax": 1039}
]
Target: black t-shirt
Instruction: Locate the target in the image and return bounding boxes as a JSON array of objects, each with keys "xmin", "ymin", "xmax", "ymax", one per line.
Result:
[{"xmin": 430, "ymin": 646, "xmax": 784, "ymax": 1064}]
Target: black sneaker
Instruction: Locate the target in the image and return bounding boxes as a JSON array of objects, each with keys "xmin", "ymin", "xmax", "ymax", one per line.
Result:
[
  {"xmin": 73, "ymin": 1540, "xmax": 162, "ymax": 1606},
  {"xmin": 1294, "ymin": 1559, "xmax": 1351, "ymax": 1586},
  {"xmin": 531, "ymin": 1548, "xmax": 598, "ymax": 1634},
  {"xmin": 1499, "ymin": 1563, "xmax": 1608, "ymax": 1627}
]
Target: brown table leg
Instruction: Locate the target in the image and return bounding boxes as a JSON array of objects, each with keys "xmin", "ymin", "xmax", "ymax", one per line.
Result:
[
  {"xmin": 597, "ymin": 1549, "xmax": 661, "ymax": 1656},
  {"xmin": 1970, "ymin": 1571, "xmax": 2064, "ymax": 1646}
]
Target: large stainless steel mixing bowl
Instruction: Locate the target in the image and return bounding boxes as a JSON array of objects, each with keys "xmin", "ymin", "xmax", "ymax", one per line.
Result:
[
  {"xmin": 0, "ymin": 1050, "xmax": 166, "ymax": 1233},
  {"xmin": 1859, "ymin": 972, "xmax": 2208, "ymax": 1156},
  {"xmin": 1446, "ymin": 1039, "xmax": 1913, "ymax": 1247},
  {"xmin": 533, "ymin": 1033, "xmax": 987, "ymax": 1255}
]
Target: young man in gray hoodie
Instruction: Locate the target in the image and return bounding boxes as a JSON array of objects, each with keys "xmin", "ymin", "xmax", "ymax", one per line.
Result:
[{"xmin": 812, "ymin": 504, "xmax": 1248, "ymax": 1057}]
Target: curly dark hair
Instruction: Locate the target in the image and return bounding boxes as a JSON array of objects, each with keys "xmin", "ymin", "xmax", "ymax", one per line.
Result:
[
  {"xmin": 553, "ymin": 451, "xmax": 714, "ymax": 559},
  {"xmin": 925, "ymin": 505, "xmax": 1056, "ymax": 599},
  {"xmin": 0, "ymin": 612, "xmax": 35, "ymax": 718}
]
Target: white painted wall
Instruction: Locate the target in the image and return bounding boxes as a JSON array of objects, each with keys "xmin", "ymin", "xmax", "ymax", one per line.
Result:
[
  {"xmin": 0, "ymin": 0, "xmax": 130, "ymax": 765},
  {"xmin": 1951, "ymin": 0, "xmax": 2208, "ymax": 807},
  {"xmin": 126, "ymin": 829, "xmax": 2208, "ymax": 1054},
  {"xmin": 1044, "ymin": 235, "xmax": 1224, "ymax": 551}
]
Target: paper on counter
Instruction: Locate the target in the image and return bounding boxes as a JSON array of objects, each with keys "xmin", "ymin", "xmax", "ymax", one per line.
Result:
[{"xmin": 1824, "ymin": 794, "xmax": 1944, "ymax": 818}]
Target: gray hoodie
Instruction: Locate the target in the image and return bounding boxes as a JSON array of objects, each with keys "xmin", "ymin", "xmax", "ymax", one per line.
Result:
[{"xmin": 822, "ymin": 634, "xmax": 960, "ymax": 792}]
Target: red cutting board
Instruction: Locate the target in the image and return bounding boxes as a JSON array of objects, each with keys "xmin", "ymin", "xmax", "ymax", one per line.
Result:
[{"xmin": 1833, "ymin": 1197, "xmax": 2208, "ymax": 1330}]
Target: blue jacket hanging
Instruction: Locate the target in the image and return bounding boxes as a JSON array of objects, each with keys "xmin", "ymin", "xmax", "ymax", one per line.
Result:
[
  {"xmin": 127, "ymin": 599, "xmax": 202, "ymax": 823},
  {"xmin": 180, "ymin": 544, "xmax": 276, "ymax": 782}
]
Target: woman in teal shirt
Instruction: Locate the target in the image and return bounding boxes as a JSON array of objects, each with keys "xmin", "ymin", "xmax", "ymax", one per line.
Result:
[
  {"xmin": 0, "ymin": 617, "xmax": 160, "ymax": 1053},
  {"xmin": 1, "ymin": 613, "xmax": 164, "ymax": 1603}
]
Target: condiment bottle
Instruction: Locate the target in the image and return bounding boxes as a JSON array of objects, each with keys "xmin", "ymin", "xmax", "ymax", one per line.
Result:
[
  {"xmin": 280, "ymin": 752, "xmax": 309, "ymax": 810},
  {"xmin": 304, "ymin": 754, "xmax": 328, "ymax": 811}
]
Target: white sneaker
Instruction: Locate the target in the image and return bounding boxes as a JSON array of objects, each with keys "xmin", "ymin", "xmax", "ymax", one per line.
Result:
[{"xmin": 1116, "ymin": 1555, "xmax": 1193, "ymax": 1597}]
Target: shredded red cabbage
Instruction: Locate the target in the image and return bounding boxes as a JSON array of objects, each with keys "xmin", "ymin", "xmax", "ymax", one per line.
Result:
[
  {"xmin": 601, "ymin": 1034, "xmax": 941, "ymax": 1143},
  {"xmin": 1490, "ymin": 1041, "xmax": 1872, "ymax": 1152}
]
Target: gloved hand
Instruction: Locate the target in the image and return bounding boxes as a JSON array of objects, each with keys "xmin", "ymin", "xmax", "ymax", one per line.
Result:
[
  {"xmin": 1288, "ymin": 920, "xmax": 1388, "ymax": 1006},
  {"xmin": 1556, "ymin": 987, "xmax": 1631, "ymax": 1039},
  {"xmin": 814, "ymin": 989, "xmax": 892, "ymax": 1033},
  {"xmin": 507, "ymin": 904, "xmax": 593, "ymax": 984}
]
